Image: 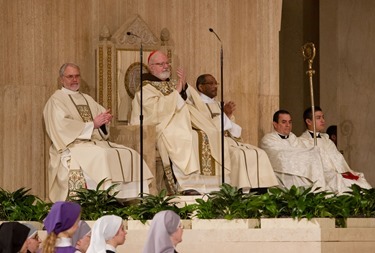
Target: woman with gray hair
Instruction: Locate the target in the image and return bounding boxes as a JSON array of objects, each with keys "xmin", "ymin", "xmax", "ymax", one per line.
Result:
[{"xmin": 143, "ymin": 210, "xmax": 184, "ymax": 253}]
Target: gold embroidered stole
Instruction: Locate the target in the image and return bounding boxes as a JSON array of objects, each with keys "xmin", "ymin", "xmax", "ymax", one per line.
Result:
[
  {"xmin": 68, "ymin": 93, "xmax": 93, "ymax": 122},
  {"xmin": 194, "ymin": 129, "xmax": 216, "ymax": 175},
  {"xmin": 143, "ymin": 80, "xmax": 176, "ymax": 95},
  {"xmin": 205, "ymin": 102, "xmax": 242, "ymax": 141},
  {"xmin": 206, "ymin": 102, "xmax": 221, "ymax": 119}
]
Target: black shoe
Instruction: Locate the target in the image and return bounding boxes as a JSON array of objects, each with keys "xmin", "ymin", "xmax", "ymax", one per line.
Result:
[
  {"xmin": 249, "ymin": 187, "xmax": 268, "ymax": 195},
  {"xmin": 180, "ymin": 189, "xmax": 201, "ymax": 195}
]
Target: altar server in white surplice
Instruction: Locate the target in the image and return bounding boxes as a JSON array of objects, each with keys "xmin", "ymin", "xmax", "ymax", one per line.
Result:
[
  {"xmin": 299, "ymin": 106, "xmax": 372, "ymax": 193},
  {"xmin": 260, "ymin": 110, "xmax": 327, "ymax": 191},
  {"xmin": 43, "ymin": 63, "xmax": 153, "ymax": 202},
  {"xmin": 195, "ymin": 74, "xmax": 278, "ymax": 192}
]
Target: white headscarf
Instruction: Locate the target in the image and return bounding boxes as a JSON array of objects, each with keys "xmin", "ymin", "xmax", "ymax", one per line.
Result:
[
  {"xmin": 142, "ymin": 210, "xmax": 181, "ymax": 253},
  {"xmin": 86, "ymin": 215, "xmax": 123, "ymax": 253}
]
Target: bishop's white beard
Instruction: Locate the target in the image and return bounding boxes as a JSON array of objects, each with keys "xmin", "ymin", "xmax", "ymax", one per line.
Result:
[{"xmin": 156, "ymin": 71, "xmax": 171, "ymax": 80}]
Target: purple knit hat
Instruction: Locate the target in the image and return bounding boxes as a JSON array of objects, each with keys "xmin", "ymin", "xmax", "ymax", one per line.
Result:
[{"xmin": 44, "ymin": 201, "xmax": 81, "ymax": 234}]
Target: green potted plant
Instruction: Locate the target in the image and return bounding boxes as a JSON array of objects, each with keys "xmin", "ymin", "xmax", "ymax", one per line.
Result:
[
  {"xmin": 259, "ymin": 185, "xmax": 335, "ymax": 229},
  {"xmin": 333, "ymin": 185, "xmax": 375, "ymax": 228},
  {"xmin": 68, "ymin": 178, "xmax": 126, "ymax": 221},
  {"xmin": 192, "ymin": 183, "xmax": 260, "ymax": 229},
  {"xmin": 0, "ymin": 187, "xmax": 50, "ymax": 229},
  {"xmin": 122, "ymin": 189, "xmax": 194, "ymax": 229}
]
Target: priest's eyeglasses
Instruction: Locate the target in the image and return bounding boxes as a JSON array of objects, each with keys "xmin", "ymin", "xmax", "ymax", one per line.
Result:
[
  {"xmin": 64, "ymin": 74, "xmax": 81, "ymax": 80},
  {"xmin": 151, "ymin": 62, "xmax": 170, "ymax": 67}
]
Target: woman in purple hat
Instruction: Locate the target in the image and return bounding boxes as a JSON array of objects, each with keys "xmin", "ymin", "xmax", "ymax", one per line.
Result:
[{"xmin": 42, "ymin": 201, "xmax": 81, "ymax": 253}]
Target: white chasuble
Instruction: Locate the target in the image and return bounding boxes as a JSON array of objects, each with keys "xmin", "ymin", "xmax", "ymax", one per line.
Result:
[
  {"xmin": 44, "ymin": 89, "xmax": 153, "ymax": 202},
  {"xmin": 131, "ymin": 82, "xmax": 229, "ymax": 194},
  {"xmin": 195, "ymin": 93, "xmax": 278, "ymax": 190}
]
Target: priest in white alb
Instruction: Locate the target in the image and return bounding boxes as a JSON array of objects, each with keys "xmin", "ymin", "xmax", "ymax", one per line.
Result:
[
  {"xmin": 299, "ymin": 106, "xmax": 371, "ymax": 193},
  {"xmin": 260, "ymin": 110, "xmax": 327, "ymax": 191}
]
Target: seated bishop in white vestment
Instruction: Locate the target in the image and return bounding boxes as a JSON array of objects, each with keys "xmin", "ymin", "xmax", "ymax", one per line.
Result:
[
  {"xmin": 195, "ymin": 74, "xmax": 278, "ymax": 191},
  {"xmin": 44, "ymin": 63, "xmax": 153, "ymax": 202},
  {"xmin": 131, "ymin": 51, "xmax": 230, "ymax": 195}
]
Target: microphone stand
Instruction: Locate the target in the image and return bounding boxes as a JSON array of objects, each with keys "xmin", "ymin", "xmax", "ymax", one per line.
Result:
[
  {"xmin": 209, "ymin": 28, "xmax": 225, "ymax": 184},
  {"xmin": 139, "ymin": 42, "xmax": 144, "ymax": 197},
  {"xmin": 219, "ymin": 44, "xmax": 225, "ymax": 184},
  {"xmin": 127, "ymin": 32, "xmax": 144, "ymax": 197}
]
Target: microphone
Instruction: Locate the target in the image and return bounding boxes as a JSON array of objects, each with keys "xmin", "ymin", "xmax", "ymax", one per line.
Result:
[
  {"xmin": 209, "ymin": 28, "xmax": 222, "ymax": 43},
  {"xmin": 126, "ymin": 31, "xmax": 141, "ymax": 39}
]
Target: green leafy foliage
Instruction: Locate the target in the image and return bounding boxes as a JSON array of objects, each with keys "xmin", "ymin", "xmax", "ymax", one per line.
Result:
[
  {"xmin": 1, "ymin": 183, "xmax": 374, "ymax": 225},
  {"xmin": 122, "ymin": 189, "xmax": 186, "ymax": 223},
  {"xmin": 346, "ymin": 184, "xmax": 375, "ymax": 217},
  {"xmin": 325, "ymin": 185, "xmax": 375, "ymax": 227},
  {"xmin": 260, "ymin": 186, "xmax": 334, "ymax": 220},
  {"xmin": 193, "ymin": 184, "xmax": 375, "ymax": 223},
  {"xmin": 0, "ymin": 187, "xmax": 50, "ymax": 221},
  {"xmin": 68, "ymin": 179, "xmax": 125, "ymax": 220},
  {"xmin": 194, "ymin": 183, "xmax": 255, "ymax": 219}
]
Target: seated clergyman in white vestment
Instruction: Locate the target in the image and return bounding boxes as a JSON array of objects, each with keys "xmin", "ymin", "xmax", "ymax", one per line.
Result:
[
  {"xmin": 299, "ymin": 106, "xmax": 372, "ymax": 193},
  {"xmin": 194, "ymin": 74, "xmax": 278, "ymax": 192},
  {"xmin": 260, "ymin": 110, "xmax": 327, "ymax": 191},
  {"xmin": 130, "ymin": 51, "xmax": 230, "ymax": 195},
  {"xmin": 43, "ymin": 63, "xmax": 153, "ymax": 202}
]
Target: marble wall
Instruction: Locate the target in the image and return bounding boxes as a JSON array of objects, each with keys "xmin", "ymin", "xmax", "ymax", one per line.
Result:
[
  {"xmin": 2, "ymin": 0, "xmax": 373, "ymax": 200},
  {"xmin": 320, "ymin": 0, "xmax": 375, "ymax": 185},
  {"xmin": 279, "ymin": 0, "xmax": 320, "ymax": 136},
  {"xmin": 0, "ymin": 0, "xmax": 282, "ymax": 199}
]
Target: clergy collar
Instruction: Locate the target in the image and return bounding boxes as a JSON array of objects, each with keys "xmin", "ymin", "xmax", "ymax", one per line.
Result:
[
  {"xmin": 61, "ymin": 87, "xmax": 79, "ymax": 95},
  {"xmin": 308, "ymin": 130, "xmax": 321, "ymax": 138},
  {"xmin": 278, "ymin": 134, "xmax": 289, "ymax": 139},
  {"xmin": 199, "ymin": 92, "xmax": 215, "ymax": 103}
]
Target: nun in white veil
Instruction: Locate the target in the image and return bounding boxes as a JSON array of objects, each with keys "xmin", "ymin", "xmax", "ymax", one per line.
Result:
[
  {"xmin": 143, "ymin": 210, "xmax": 184, "ymax": 253},
  {"xmin": 86, "ymin": 215, "xmax": 126, "ymax": 253}
]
